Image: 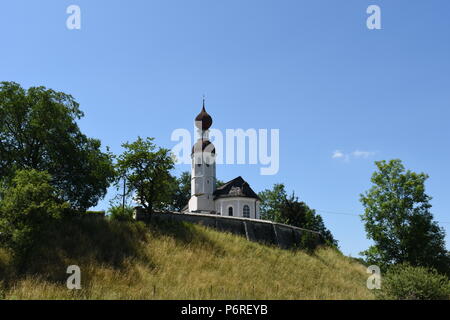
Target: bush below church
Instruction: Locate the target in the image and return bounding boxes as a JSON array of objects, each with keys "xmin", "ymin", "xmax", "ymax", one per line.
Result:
[
  {"xmin": 376, "ymin": 264, "xmax": 450, "ymax": 300},
  {"xmin": 108, "ymin": 204, "xmax": 135, "ymax": 221},
  {"xmin": 0, "ymin": 170, "xmax": 69, "ymax": 265}
]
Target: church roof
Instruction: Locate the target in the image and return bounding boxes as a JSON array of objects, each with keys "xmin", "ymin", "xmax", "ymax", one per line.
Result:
[
  {"xmin": 195, "ymin": 100, "xmax": 213, "ymax": 130},
  {"xmin": 213, "ymin": 176, "xmax": 260, "ymax": 200}
]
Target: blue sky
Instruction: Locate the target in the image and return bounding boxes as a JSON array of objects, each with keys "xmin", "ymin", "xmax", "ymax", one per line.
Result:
[{"xmin": 1, "ymin": 0, "xmax": 449, "ymax": 257}]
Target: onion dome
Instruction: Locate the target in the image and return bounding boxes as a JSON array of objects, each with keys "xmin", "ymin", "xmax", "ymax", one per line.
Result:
[
  {"xmin": 191, "ymin": 139, "xmax": 215, "ymax": 155},
  {"xmin": 195, "ymin": 100, "xmax": 213, "ymax": 130}
]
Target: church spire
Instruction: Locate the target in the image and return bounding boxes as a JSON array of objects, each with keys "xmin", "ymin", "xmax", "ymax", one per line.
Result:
[{"xmin": 195, "ymin": 97, "xmax": 213, "ymax": 130}]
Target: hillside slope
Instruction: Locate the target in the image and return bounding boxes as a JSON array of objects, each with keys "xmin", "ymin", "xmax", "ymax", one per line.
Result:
[{"xmin": 0, "ymin": 218, "xmax": 374, "ymax": 299}]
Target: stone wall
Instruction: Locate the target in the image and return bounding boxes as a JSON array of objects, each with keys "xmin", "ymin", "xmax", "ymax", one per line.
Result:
[{"xmin": 134, "ymin": 207, "xmax": 322, "ymax": 250}]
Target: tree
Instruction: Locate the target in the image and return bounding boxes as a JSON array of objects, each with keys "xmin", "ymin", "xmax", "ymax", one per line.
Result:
[
  {"xmin": 259, "ymin": 183, "xmax": 287, "ymax": 222},
  {"xmin": 0, "ymin": 82, "xmax": 115, "ymax": 210},
  {"xmin": 170, "ymin": 171, "xmax": 225, "ymax": 212},
  {"xmin": 259, "ymin": 184, "xmax": 338, "ymax": 247},
  {"xmin": 171, "ymin": 172, "xmax": 191, "ymax": 212},
  {"xmin": 280, "ymin": 194, "xmax": 338, "ymax": 247},
  {"xmin": 116, "ymin": 137, "xmax": 176, "ymax": 213},
  {"xmin": 360, "ymin": 159, "xmax": 449, "ymax": 275},
  {"xmin": 0, "ymin": 170, "xmax": 68, "ymax": 257}
]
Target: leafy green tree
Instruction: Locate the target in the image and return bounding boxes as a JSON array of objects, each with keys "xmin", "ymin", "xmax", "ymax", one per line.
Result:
[
  {"xmin": 0, "ymin": 170, "xmax": 68, "ymax": 257},
  {"xmin": 360, "ymin": 159, "xmax": 449, "ymax": 275},
  {"xmin": 259, "ymin": 183, "xmax": 287, "ymax": 222},
  {"xmin": 259, "ymin": 184, "xmax": 338, "ymax": 247},
  {"xmin": 171, "ymin": 172, "xmax": 191, "ymax": 212},
  {"xmin": 0, "ymin": 82, "xmax": 115, "ymax": 210},
  {"xmin": 116, "ymin": 137, "xmax": 176, "ymax": 213},
  {"xmin": 281, "ymin": 194, "xmax": 338, "ymax": 247}
]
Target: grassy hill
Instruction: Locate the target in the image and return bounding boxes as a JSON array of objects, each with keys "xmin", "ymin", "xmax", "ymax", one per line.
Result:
[{"xmin": 0, "ymin": 218, "xmax": 374, "ymax": 300}]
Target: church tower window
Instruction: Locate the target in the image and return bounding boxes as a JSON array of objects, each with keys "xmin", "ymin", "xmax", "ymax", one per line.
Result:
[{"xmin": 228, "ymin": 206, "xmax": 233, "ymax": 216}]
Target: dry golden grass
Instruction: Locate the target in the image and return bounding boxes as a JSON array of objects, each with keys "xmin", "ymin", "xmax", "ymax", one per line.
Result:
[{"xmin": 0, "ymin": 218, "xmax": 374, "ymax": 300}]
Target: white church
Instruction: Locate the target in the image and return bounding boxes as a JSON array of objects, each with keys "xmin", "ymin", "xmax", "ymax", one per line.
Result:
[{"xmin": 182, "ymin": 102, "xmax": 261, "ymax": 219}]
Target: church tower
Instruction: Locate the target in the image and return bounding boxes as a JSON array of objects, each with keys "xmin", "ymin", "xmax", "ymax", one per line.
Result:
[{"xmin": 188, "ymin": 100, "xmax": 216, "ymax": 213}]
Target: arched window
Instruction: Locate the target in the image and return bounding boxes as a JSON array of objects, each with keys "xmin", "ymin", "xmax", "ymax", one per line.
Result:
[
  {"xmin": 228, "ymin": 206, "xmax": 233, "ymax": 216},
  {"xmin": 243, "ymin": 205, "xmax": 250, "ymax": 218}
]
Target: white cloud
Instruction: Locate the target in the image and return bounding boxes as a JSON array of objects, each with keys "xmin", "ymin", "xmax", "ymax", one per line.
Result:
[
  {"xmin": 332, "ymin": 150, "xmax": 376, "ymax": 162},
  {"xmin": 332, "ymin": 150, "xmax": 345, "ymax": 159},
  {"xmin": 352, "ymin": 150, "xmax": 376, "ymax": 159}
]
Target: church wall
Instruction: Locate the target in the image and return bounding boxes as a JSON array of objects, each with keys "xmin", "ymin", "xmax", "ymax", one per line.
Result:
[
  {"xmin": 215, "ymin": 197, "xmax": 259, "ymax": 219},
  {"xmin": 215, "ymin": 218, "xmax": 247, "ymax": 237},
  {"xmin": 188, "ymin": 195, "xmax": 215, "ymax": 212},
  {"xmin": 134, "ymin": 208, "xmax": 322, "ymax": 250}
]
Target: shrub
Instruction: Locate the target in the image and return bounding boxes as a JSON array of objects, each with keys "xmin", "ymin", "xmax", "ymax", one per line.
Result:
[
  {"xmin": 84, "ymin": 211, "xmax": 106, "ymax": 217},
  {"xmin": 108, "ymin": 204, "xmax": 135, "ymax": 221},
  {"xmin": 0, "ymin": 247, "xmax": 11, "ymax": 278},
  {"xmin": 300, "ymin": 231, "xmax": 318, "ymax": 252},
  {"xmin": 0, "ymin": 170, "xmax": 68, "ymax": 261},
  {"xmin": 377, "ymin": 263, "xmax": 450, "ymax": 300}
]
